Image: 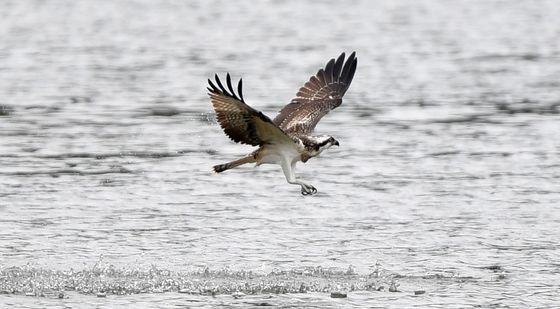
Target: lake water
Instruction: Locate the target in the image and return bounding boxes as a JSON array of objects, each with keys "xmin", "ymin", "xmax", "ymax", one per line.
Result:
[{"xmin": 1, "ymin": 0, "xmax": 560, "ymax": 307}]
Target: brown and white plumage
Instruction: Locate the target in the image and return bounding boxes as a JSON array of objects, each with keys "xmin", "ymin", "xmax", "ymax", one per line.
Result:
[
  {"xmin": 273, "ymin": 52, "xmax": 357, "ymax": 135},
  {"xmin": 207, "ymin": 52, "xmax": 357, "ymax": 195},
  {"xmin": 208, "ymin": 74, "xmax": 293, "ymax": 147}
]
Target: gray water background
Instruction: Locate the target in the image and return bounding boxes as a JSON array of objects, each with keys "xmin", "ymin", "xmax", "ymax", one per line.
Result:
[{"xmin": 1, "ymin": 0, "xmax": 560, "ymax": 307}]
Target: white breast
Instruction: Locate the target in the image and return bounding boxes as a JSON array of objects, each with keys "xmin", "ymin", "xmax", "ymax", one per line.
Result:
[{"xmin": 257, "ymin": 140, "xmax": 302, "ymax": 165}]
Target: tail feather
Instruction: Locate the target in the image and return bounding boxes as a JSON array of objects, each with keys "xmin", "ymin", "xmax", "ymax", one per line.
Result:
[
  {"xmin": 213, "ymin": 163, "xmax": 233, "ymax": 173},
  {"xmin": 213, "ymin": 155, "xmax": 256, "ymax": 173}
]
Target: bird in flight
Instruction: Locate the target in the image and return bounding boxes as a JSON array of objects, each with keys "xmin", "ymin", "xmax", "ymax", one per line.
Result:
[{"xmin": 207, "ymin": 52, "xmax": 357, "ymax": 195}]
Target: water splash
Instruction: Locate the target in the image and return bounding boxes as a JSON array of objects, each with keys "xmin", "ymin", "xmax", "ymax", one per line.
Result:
[{"xmin": 0, "ymin": 262, "xmax": 396, "ymax": 298}]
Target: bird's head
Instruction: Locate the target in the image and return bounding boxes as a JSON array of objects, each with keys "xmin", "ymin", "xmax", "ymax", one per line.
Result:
[{"xmin": 312, "ymin": 136, "xmax": 340, "ymax": 156}]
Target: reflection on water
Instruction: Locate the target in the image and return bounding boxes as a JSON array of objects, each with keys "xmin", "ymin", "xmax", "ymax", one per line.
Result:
[{"xmin": 1, "ymin": 0, "xmax": 560, "ymax": 307}]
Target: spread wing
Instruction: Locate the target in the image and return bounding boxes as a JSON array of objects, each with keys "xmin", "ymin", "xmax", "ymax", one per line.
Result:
[
  {"xmin": 273, "ymin": 52, "xmax": 357, "ymax": 135},
  {"xmin": 208, "ymin": 73, "xmax": 293, "ymax": 146}
]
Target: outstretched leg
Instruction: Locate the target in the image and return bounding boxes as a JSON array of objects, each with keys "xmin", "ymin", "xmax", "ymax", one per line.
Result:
[
  {"xmin": 214, "ymin": 155, "xmax": 256, "ymax": 173},
  {"xmin": 281, "ymin": 160, "xmax": 317, "ymax": 195}
]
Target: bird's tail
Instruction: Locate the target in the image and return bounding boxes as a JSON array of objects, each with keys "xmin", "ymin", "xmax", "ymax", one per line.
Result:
[{"xmin": 213, "ymin": 155, "xmax": 256, "ymax": 173}]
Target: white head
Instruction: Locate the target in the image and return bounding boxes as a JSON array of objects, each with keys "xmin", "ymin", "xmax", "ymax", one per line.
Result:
[{"xmin": 311, "ymin": 135, "xmax": 340, "ymax": 156}]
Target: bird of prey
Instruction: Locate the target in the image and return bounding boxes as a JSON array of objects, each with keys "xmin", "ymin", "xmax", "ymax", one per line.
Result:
[{"xmin": 207, "ymin": 52, "xmax": 357, "ymax": 195}]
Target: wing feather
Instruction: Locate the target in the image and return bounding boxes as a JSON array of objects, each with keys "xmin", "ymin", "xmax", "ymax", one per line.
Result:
[
  {"xmin": 208, "ymin": 74, "xmax": 293, "ymax": 146},
  {"xmin": 332, "ymin": 53, "xmax": 344, "ymax": 77},
  {"xmin": 324, "ymin": 61, "xmax": 333, "ymax": 83},
  {"xmin": 273, "ymin": 52, "xmax": 357, "ymax": 135}
]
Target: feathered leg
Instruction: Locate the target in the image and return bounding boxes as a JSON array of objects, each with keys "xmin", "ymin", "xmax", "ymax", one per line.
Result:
[
  {"xmin": 213, "ymin": 155, "xmax": 256, "ymax": 173},
  {"xmin": 281, "ymin": 159, "xmax": 317, "ymax": 195}
]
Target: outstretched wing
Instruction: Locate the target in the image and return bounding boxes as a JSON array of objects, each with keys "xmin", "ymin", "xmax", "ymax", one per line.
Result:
[
  {"xmin": 273, "ymin": 52, "xmax": 357, "ymax": 135},
  {"xmin": 208, "ymin": 74, "xmax": 293, "ymax": 146}
]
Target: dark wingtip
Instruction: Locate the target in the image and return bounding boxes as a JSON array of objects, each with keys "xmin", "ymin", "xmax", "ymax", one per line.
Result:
[
  {"xmin": 225, "ymin": 73, "xmax": 239, "ymax": 100},
  {"xmin": 214, "ymin": 73, "xmax": 220, "ymax": 86},
  {"xmin": 208, "ymin": 78, "xmax": 219, "ymax": 93},
  {"xmin": 226, "ymin": 73, "xmax": 232, "ymax": 88},
  {"xmin": 325, "ymin": 58, "xmax": 335, "ymax": 70},
  {"xmin": 333, "ymin": 52, "xmax": 346, "ymax": 77},
  {"xmin": 238, "ymin": 78, "xmax": 244, "ymax": 102},
  {"xmin": 348, "ymin": 51, "xmax": 356, "ymax": 62},
  {"xmin": 324, "ymin": 58, "xmax": 336, "ymax": 82},
  {"xmin": 214, "ymin": 73, "xmax": 227, "ymax": 94},
  {"xmin": 341, "ymin": 51, "xmax": 357, "ymax": 83},
  {"xmin": 207, "ymin": 73, "xmax": 245, "ymax": 102},
  {"xmin": 317, "ymin": 68, "xmax": 327, "ymax": 83},
  {"xmin": 347, "ymin": 58, "xmax": 357, "ymax": 84},
  {"xmin": 337, "ymin": 52, "xmax": 346, "ymax": 66}
]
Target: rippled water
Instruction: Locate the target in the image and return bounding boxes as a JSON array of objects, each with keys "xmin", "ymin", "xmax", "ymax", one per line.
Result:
[{"xmin": 2, "ymin": 0, "xmax": 560, "ymax": 307}]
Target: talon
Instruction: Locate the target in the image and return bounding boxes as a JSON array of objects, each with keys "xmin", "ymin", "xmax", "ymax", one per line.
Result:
[{"xmin": 301, "ymin": 185, "xmax": 317, "ymax": 196}]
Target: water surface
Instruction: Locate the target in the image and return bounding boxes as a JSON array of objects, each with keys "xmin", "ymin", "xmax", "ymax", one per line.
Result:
[{"xmin": 1, "ymin": 0, "xmax": 560, "ymax": 307}]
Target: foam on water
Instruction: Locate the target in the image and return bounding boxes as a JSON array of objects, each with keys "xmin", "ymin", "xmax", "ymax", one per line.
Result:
[{"xmin": 0, "ymin": 262, "xmax": 395, "ymax": 297}]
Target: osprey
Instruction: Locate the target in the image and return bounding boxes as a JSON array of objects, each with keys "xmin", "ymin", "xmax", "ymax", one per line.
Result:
[{"xmin": 208, "ymin": 52, "xmax": 357, "ymax": 195}]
